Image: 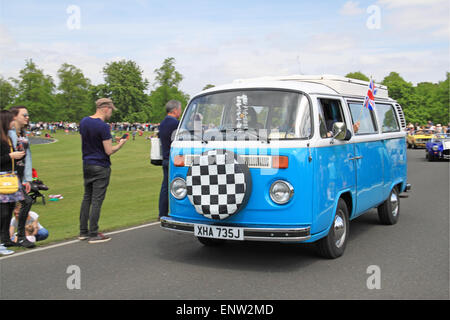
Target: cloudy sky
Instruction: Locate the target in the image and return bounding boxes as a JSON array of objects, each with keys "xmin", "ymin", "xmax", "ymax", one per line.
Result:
[{"xmin": 0, "ymin": 0, "xmax": 448, "ymax": 96}]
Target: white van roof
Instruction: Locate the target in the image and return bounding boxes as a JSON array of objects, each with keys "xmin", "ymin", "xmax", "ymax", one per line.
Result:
[{"xmin": 232, "ymin": 74, "xmax": 389, "ymax": 99}]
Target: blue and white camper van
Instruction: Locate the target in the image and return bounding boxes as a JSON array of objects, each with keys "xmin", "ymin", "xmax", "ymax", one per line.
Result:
[{"xmin": 160, "ymin": 75, "xmax": 411, "ymax": 258}]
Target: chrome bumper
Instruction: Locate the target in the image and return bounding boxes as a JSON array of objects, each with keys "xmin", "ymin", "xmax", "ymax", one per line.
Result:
[{"xmin": 160, "ymin": 217, "xmax": 311, "ymax": 242}]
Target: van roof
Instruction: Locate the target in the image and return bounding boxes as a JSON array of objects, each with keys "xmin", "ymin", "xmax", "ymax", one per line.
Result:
[{"xmin": 200, "ymin": 74, "xmax": 390, "ymax": 100}]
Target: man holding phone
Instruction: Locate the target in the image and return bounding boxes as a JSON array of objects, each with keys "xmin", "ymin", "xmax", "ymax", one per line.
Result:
[{"xmin": 78, "ymin": 98, "xmax": 127, "ymax": 243}]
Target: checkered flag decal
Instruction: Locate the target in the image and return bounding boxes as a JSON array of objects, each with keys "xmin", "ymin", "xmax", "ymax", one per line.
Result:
[{"xmin": 186, "ymin": 149, "xmax": 251, "ymax": 220}]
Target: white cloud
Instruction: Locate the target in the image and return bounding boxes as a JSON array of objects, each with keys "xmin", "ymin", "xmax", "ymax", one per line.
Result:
[
  {"xmin": 377, "ymin": 0, "xmax": 447, "ymax": 8},
  {"xmin": 339, "ymin": 1, "xmax": 365, "ymax": 16},
  {"xmin": 377, "ymin": 0, "xmax": 450, "ymax": 39}
]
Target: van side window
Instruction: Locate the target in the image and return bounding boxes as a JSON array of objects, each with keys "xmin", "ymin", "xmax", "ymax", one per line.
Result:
[
  {"xmin": 375, "ymin": 103, "xmax": 400, "ymax": 132},
  {"xmin": 348, "ymin": 102, "xmax": 378, "ymax": 135},
  {"xmin": 318, "ymin": 98, "xmax": 346, "ymax": 138}
]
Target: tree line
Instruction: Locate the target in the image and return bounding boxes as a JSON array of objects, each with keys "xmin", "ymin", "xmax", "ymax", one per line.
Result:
[
  {"xmin": 0, "ymin": 57, "xmax": 189, "ymax": 123},
  {"xmin": 345, "ymin": 71, "xmax": 449, "ymax": 125},
  {"xmin": 0, "ymin": 60, "xmax": 448, "ymax": 125}
]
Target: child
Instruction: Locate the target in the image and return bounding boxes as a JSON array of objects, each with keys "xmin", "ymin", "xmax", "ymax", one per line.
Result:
[
  {"xmin": 24, "ymin": 225, "xmax": 36, "ymax": 243},
  {"xmin": 11, "ymin": 224, "xmax": 35, "ymax": 243},
  {"xmin": 10, "ymin": 203, "xmax": 49, "ymax": 243}
]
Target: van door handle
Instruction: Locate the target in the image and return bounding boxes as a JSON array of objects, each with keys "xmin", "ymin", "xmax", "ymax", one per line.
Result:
[{"xmin": 349, "ymin": 155, "xmax": 363, "ymax": 160}]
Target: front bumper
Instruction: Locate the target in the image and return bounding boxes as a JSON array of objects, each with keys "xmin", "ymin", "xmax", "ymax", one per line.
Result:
[{"xmin": 160, "ymin": 217, "xmax": 311, "ymax": 242}]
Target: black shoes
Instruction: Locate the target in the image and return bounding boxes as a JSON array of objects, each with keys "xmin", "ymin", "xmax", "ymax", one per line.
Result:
[{"xmin": 17, "ymin": 237, "xmax": 36, "ymax": 249}]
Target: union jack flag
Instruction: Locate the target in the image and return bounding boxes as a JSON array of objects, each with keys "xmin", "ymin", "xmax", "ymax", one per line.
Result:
[{"xmin": 363, "ymin": 78, "xmax": 377, "ymax": 110}]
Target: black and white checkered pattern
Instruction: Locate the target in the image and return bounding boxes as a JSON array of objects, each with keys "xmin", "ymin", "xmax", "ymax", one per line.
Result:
[{"xmin": 186, "ymin": 149, "xmax": 251, "ymax": 220}]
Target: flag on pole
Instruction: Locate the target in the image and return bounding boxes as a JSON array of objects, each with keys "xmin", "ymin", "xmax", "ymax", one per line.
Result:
[{"xmin": 363, "ymin": 78, "xmax": 377, "ymax": 111}]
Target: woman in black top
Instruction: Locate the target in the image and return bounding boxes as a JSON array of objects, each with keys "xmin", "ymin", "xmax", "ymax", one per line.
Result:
[{"xmin": 0, "ymin": 110, "xmax": 26, "ymax": 247}]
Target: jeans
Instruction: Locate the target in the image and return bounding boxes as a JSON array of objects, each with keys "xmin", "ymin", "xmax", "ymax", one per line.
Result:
[
  {"xmin": 11, "ymin": 228, "xmax": 49, "ymax": 242},
  {"xmin": 17, "ymin": 185, "xmax": 33, "ymax": 239},
  {"xmin": 158, "ymin": 160, "xmax": 169, "ymax": 218},
  {"xmin": 35, "ymin": 228, "xmax": 49, "ymax": 241},
  {"xmin": 79, "ymin": 164, "xmax": 111, "ymax": 237}
]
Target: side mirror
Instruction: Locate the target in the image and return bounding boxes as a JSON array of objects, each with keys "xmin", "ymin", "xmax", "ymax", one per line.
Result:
[{"xmin": 331, "ymin": 122, "xmax": 347, "ymax": 143}]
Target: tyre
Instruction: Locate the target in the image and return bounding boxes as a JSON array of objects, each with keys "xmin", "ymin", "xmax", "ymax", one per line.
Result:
[
  {"xmin": 197, "ymin": 237, "xmax": 226, "ymax": 247},
  {"xmin": 316, "ymin": 198, "xmax": 349, "ymax": 259},
  {"xmin": 377, "ymin": 187, "xmax": 400, "ymax": 225}
]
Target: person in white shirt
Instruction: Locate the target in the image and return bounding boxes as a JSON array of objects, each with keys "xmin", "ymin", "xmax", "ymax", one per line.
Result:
[{"xmin": 9, "ymin": 204, "xmax": 49, "ymax": 242}]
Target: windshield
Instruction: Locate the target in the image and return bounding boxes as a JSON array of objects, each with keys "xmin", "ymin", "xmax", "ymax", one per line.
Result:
[{"xmin": 176, "ymin": 90, "xmax": 311, "ymax": 141}]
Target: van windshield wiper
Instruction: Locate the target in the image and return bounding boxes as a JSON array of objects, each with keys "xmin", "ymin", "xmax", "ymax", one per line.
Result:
[
  {"xmin": 178, "ymin": 129, "xmax": 208, "ymax": 144},
  {"xmin": 217, "ymin": 127, "xmax": 270, "ymax": 143}
]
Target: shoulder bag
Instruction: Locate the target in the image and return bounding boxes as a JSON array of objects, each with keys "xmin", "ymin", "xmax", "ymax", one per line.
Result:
[{"xmin": 0, "ymin": 140, "xmax": 20, "ymax": 194}]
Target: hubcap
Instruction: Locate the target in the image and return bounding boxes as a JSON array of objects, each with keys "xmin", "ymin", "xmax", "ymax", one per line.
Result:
[
  {"xmin": 333, "ymin": 210, "xmax": 346, "ymax": 248},
  {"xmin": 390, "ymin": 191, "xmax": 399, "ymax": 217}
]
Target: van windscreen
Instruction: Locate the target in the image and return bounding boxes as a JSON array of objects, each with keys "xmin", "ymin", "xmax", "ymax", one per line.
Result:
[{"xmin": 177, "ymin": 90, "xmax": 311, "ymax": 141}]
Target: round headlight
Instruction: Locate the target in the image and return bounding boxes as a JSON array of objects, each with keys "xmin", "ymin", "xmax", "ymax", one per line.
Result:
[
  {"xmin": 432, "ymin": 145, "xmax": 439, "ymax": 151},
  {"xmin": 269, "ymin": 180, "xmax": 294, "ymax": 204},
  {"xmin": 171, "ymin": 178, "xmax": 187, "ymax": 199}
]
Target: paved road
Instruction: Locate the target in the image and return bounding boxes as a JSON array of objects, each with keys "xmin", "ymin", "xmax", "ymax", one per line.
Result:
[{"xmin": 0, "ymin": 149, "xmax": 448, "ymax": 299}]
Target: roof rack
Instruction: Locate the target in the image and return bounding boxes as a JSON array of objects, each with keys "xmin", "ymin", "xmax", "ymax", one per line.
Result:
[{"xmin": 233, "ymin": 74, "xmax": 389, "ymax": 99}]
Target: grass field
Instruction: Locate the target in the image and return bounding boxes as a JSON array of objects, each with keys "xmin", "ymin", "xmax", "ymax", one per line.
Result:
[{"xmin": 28, "ymin": 130, "xmax": 162, "ymax": 245}]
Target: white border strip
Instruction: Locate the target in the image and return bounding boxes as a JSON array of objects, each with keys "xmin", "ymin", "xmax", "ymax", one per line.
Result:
[{"xmin": 0, "ymin": 222, "xmax": 160, "ymax": 260}]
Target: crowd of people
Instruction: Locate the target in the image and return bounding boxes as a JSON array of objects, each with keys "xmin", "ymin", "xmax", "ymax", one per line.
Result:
[
  {"xmin": 30, "ymin": 121, "xmax": 160, "ymax": 134},
  {"xmin": 406, "ymin": 121, "xmax": 450, "ymax": 135}
]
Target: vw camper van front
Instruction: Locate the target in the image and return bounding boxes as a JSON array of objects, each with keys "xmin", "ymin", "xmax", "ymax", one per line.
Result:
[{"xmin": 160, "ymin": 75, "xmax": 409, "ymax": 259}]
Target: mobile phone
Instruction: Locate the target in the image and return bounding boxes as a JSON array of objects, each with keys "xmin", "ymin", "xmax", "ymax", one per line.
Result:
[
  {"xmin": 121, "ymin": 133, "xmax": 129, "ymax": 140},
  {"xmin": 17, "ymin": 141, "xmax": 28, "ymax": 151}
]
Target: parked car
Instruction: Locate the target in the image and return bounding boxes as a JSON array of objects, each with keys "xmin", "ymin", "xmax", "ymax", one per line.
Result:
[
  {"xmin": 425, "ymin": 133, "xmax": 450, "ymax": 161},
  {"xmin": 407, "ymin": 130, "xmax": 434, "ymax": 148},
  {"xmin": 160, "ymin": 75, "xmax": 411, "ymax": 259}
]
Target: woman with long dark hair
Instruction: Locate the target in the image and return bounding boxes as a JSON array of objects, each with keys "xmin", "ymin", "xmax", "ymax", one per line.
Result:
[
  {"xmin": 0, "ymin": 110, "xmax": 26, "ymax": 255},
  {"xmin": 8, "ymin": 106, "xmax": 36, "ymax": 248}
]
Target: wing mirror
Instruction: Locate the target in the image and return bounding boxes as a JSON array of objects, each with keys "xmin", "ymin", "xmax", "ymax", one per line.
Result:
[{"xmin": 330, "ymin": 122, "xmax": 347, "ymax": 144}]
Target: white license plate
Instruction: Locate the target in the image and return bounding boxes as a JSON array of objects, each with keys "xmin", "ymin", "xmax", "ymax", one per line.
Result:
[{"xmin": 194, "ymin": 224, "xmax": 244, "ymax": 240}]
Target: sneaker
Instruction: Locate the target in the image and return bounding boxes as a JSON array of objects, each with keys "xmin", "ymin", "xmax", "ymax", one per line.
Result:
[
  {"xmin": 2, "ymin": 240, "xmax": 17, "ymax": 247},
  {"xmin": 0, "ymin": 245, "xmax": 14, "ymax": 256},
  {"xmin": 78, "ymin": 234, "xmax": 89, "ymax": 241},
  {"xmin": 88, "ymin": 233, "xmax": 111, "ymax": 244},
  {"xmin": 17, "ymin": 237, "xmax": 36, "ymax": 249}
]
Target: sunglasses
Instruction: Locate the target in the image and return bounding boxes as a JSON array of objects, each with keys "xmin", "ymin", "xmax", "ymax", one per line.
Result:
[{"xmin": 23, "ymin": 114, "xmax": 29, "ymax": 117}]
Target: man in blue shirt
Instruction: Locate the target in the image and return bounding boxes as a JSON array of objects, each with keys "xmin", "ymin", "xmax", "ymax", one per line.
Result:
[
  {"xmin": 79, "ymin": 98, "xmax": 127, "ymax": 243},
  {"xmin": 158, "ymin": 100, "xmax": 182, "ymax": 219}
]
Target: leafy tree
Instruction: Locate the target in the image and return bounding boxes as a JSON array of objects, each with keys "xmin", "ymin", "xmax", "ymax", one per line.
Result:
[
  {"xmin": 13, "ymin": 59, "xmax": 56, "ymax": 121},
  {"xmin": 154, "ymin": 57, "xmax": 183, "ymax": 88},
  {"xmin": 345, "ymin": 72, "xmax": 370, "ymax": 82},
  {"xmin": 56, "ymin": 63, "xmax": 93, "ymax": 121},
  {"xmin": 381, "ymin": 72, "xmax": 449, "ymax": 125},
  {"xmin": 202, "ymin": 84, "xmax": 215, "ymax": 90},
  {"xmin": 149, "ymin": 57, "xmax": 189, "ymax": 122},
  {"xmin": 101, "ymin": 60, "xmax": 150, "ymax": 122},
  {"xmin": 0, "ymin": 76, "xmax": 17, "ymax": 110}
]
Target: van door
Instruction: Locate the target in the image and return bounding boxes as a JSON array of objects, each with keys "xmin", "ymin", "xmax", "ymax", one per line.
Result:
[
  {"xmin": 346, "ymin": 100, "xmax": 385, "ymax": 215},
  {"xmin": 312, "ymin": 97, "xmax": 356, "ymax": 234}
]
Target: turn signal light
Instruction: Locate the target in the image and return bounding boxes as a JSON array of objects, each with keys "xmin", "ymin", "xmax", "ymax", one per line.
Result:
[
  {"xmin": 272, "ymin": 156, "xmax": 289, "ymax": 169},
  {"xmin": 174, "ymin": 155, "xmax": 185, "ymax": 167}
]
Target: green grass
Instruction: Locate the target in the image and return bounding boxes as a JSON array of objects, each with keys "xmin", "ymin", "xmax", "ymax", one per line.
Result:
[{"xmin": 29, "ymin": 130, "xmax": 161, "ymax": 245}]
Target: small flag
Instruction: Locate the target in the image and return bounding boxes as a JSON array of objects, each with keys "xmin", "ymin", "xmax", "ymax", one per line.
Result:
[{"xmin": 363, "ymin": 78, "xmax": 377, "ymax": 110}]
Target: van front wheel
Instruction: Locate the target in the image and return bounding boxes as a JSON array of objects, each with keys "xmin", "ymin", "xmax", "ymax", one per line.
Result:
[
  {"xmin": 316, "ymin": 199, "xmax": 349, "ymax": 259},
  {"xmin": 378, "ymin": 187, "xmax": 400, "ymax": 225}
]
